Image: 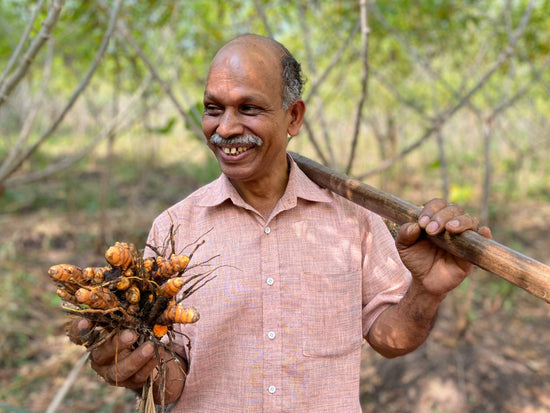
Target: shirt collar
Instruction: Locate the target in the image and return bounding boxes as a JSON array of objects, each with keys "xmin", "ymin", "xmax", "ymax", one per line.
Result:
[{"xmin": 197, "ymin": 154, "xmax": 334, "ymax": 209}]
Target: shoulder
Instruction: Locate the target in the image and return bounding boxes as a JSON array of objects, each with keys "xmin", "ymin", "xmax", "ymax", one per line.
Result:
[
  {"xmin": 146, "ymin": 179, "xmax": 224, "ymax": 255},
  {"xmin": 327, "ymin": 190, "xmax": 384, "ymax": 226}
]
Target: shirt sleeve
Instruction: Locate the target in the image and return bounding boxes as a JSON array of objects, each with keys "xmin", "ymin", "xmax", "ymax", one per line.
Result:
[{"xmin": 361, "ymin": 212, "xmax": 412, "ymax": 337}]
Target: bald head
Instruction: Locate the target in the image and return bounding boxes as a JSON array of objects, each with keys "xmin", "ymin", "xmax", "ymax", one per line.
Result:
[{"xmin": 208, "ymin": 34, "xmax": 304, "ymax": 109}]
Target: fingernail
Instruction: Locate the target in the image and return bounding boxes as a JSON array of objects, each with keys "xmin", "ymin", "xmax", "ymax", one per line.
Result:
[
  {"xmin": 120, "ymin": 330, "xmax": 135, "ymax": 344},
  {"xmin": 426, "ymin": 221, "xmax": 439, "ymax": 233},
  {"xmin": 448, "ymin": 219, "xmax": 459, "ymax": 228},
  {"xmin": 419, "ymin": 216, "xmax": 430, "ymax": 226},
  {"xmin": 77, "ymin": 319, "xmax": 90, "ymax": 330},
  {"xmin": 141, "ymin": 343, "xmax": 154, "ymax": 357}
]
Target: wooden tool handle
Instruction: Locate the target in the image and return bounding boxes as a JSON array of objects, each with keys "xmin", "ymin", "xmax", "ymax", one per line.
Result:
[{"xmin": 290, "ymin": 152, "xmax": 550, "ymax": 303}]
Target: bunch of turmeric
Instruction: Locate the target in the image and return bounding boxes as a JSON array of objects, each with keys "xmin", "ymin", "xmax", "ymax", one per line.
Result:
[{"xmin": 49, "ymin": 240, "xmax": 214, "ymax": 349}]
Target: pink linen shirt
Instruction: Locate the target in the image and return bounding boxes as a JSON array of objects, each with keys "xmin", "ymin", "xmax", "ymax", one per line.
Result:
[{"xmin": 146, "ymin": 156, "xmax": 411, "ymax": 412}]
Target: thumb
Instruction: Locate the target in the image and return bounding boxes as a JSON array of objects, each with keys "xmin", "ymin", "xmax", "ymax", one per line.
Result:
[{"xmin": 395, "ymin": 222, "xmax": 422, "ymax": 249}]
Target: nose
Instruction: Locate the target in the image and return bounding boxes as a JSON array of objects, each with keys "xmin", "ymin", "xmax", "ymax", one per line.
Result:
[{"xmin": 216, "ymin": 109, "xmax": 244, "ymax": 138}]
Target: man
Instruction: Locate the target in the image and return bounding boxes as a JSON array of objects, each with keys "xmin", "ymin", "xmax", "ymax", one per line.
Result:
[{"xmin": 70, "ymin": 34, "xmax": 490, "ymax": 411}]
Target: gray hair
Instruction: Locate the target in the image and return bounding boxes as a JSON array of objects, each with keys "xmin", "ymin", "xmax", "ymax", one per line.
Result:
[{"xmin": 279, "ymin": 47, "xmax": 305, "ymax": 109}]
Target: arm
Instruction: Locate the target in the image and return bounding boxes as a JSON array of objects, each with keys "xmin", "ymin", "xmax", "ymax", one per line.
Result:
[
  {"xmin": 367, "ymin": 199, "xmax": 491, "ymax": 358},
  {"xmin": 68, "ymin": 318, "xmax": 186, "ymax": 404}
]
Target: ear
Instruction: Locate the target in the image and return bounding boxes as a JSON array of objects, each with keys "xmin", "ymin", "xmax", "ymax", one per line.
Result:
[{"xmin": 286, "ymin": 99, "xmax": 306, "ymax": 137}]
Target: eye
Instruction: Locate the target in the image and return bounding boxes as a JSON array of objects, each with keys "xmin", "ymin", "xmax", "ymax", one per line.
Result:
[
  {"xmin": 240, "ymin": 104, "xmax": 262, "ymax": 115},
  {"xmin": 203, "ymin": 103, "xmax": 222, "ymax": 116}
]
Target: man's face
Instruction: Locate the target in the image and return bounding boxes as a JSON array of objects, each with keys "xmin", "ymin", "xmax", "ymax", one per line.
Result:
[{"xmin": 201, "ymin": 44, "xmax": 293, "ymax": 184}]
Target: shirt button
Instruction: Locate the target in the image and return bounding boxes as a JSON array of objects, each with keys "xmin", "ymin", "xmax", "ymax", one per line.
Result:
[
  {"xmin": 267, "ymin": 331, "xmax": 276, "ymax": 339},
  {"xmin": 264, "ymin": 226, "xmax": 271, "ymax": 234},
  {"xmin": 266, "ymin": 277, "xmax": 274, "ymax": 286},
  {"xmin": 268, "ymin": 385, "xmax": 276, "ymax": 394}
]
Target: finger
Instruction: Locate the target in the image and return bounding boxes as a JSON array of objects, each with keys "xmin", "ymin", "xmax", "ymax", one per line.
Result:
[
  {"xmin": 91, "ymin": 347, "xmax": 132, "ymax": 384},
  {"xmin": 89, "ymin": 329, "xmax": 138, "ymax": 366},
  {"xmin": 395, "ymin": 222, "xmax": 422, "ymax": 247},
  {"xmin": 478, "ymin": 226, "xmax": 492, "ymax": 239},
  {"xmin": 442, "ymin": 212, "xmax": 479, "ymax": 234},
  {"xmin": 418, "ymin": 198, "xmax": 449, "ymax": 228},
  {"xmin": 423, "ymin": 205, "xmax": 470, "ymax": 235},
  {"xmin": 67, "ymin": 317, "xmax": 92, "ymax": 345},
  {"xmin": 132, "ymin": 353, "xmax": 163, "ymax": 384},
  {"xmin": 98, "ymin": 341, "xmax": 157, "ymax": 386},
  {"xmin": 91, "ymin": 346, "xmax": 131, "ymax": 365},
  {"xmin": 121, "ymin": 347, "xmax": 176, "ymax": 388}
]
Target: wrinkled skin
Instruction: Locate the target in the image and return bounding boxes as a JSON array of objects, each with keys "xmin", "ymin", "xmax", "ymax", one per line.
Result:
[
  {"xmin": 67, "ymin": 318, "xmax": 185, "ymax": 404},
  {"xmin": 398, "ymin": 198, "xmax": 491, "ymax": 295}
]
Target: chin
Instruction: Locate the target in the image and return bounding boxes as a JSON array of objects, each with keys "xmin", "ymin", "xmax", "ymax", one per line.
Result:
[{"xmin": 218, "ymin": 163, "xmax": 254, "ymax": 182}]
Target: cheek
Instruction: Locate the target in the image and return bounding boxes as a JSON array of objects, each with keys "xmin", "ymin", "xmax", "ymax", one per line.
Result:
[
  {"xmin": 201, "ymin": 117, "xmax": 216, "ymax": 137},
  {"xmin": 249, "ymin": 120, "xmax": 282, "ymax": 140}
]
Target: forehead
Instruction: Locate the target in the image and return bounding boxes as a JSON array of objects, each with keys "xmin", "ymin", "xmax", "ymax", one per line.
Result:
[{"xmin": 204, "ymin": 44, "xmax": 283, "ymax": 103}]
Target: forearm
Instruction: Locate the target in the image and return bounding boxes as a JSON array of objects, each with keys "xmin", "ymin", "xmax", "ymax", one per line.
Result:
[{"xmin": 366, "ymin": 280, "xmax": 446, "ymax": 358}]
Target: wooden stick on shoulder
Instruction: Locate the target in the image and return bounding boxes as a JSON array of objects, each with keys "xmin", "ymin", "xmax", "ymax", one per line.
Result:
[{"xmin": 290, "ymin": 152, "xmax": 550, "ymax": 303}]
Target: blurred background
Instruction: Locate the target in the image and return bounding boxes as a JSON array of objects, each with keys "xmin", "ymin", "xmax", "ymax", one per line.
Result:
[{"xmin": 0, "ymin": 1, "xmax": 549, "ymax": 412}]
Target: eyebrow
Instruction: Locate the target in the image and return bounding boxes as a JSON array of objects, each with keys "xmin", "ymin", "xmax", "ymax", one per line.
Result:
[{"xmin": 203, "ymin": 91, "xmax": 267, "ymax": 105}]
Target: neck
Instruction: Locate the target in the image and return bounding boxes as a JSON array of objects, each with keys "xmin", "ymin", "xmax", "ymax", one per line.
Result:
[{"xmin": 230, "ymin": 160, "xmax": 290, "ymax": 218}]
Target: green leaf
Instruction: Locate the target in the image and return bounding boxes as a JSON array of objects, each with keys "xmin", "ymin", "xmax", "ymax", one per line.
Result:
[{"xmin": 146, "ymin": 117, "xmax": 177, "ymax": 135}]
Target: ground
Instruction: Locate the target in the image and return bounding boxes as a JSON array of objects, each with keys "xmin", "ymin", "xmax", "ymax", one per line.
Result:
[
  {"xmin": 361, "ymin": 201, "xmax": 550, "ymax": 413},
  {"xmin": 361, "ymin": 277, "xmax": 550, "ymax": 413},
  {"xmin": 0, "ymin": 171, "xmax": 548, "ymax": 413}
]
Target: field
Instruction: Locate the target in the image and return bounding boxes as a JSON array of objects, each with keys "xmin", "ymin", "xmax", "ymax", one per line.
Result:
[{"xmin": 0, "ymin": 142, "xmax": 548, "ymax": 413}]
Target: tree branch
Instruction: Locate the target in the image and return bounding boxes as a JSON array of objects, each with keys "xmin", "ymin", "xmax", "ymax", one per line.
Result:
[
  {"xmin": 253, "ymin": 0, "xmax": 274, "ymax": 38},
  {"xmin": 480, "ymin": 117, "xmax": 492, "ymax": 225},
  {"xmin": 304, "ymin": 21, "xmax": 360, "ymax": 104},
  {"xmin": 0, "ymin": 35, "xmax": 54, "ymax": 180},
  {"xmin": 354, "ymin": 0, "xmax": 535, "ymax": 180},
  {"xmin": 488, "ymin": 52, "xmax": 550, "ymax": 122},
  {"xmin": 111, "ymin": 14, "xmax": 204, "ymax": 139},
  {"xmin": 298, "ymin": 118, "xmax": 330, "ymax": 166},
  {"xmin": 0, "ymin": 0, "xmax": 124, "ymax": 184},
  {"xmin": 345, "ymin": 0, "xmax": 370, "ymax": 174},
  {"xmin": 4, "ymin": 73, "xmax": 151, "ymax": 188},
  {"xmin": 0, "ymin": 0, "xmax": 64, "ymax": 108},
  {"xmin": 0, "ymin": 0, "xmax": 48, "ymax": 89},
  {"xmin": 298, "ymin": 2, "xmax": 335, "ymax": 167}
]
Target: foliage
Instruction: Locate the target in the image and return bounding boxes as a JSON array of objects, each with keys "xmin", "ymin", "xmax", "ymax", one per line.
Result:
[{"xmin": 0, "ymin": 2, "xmax": 549, "ymax": 410}]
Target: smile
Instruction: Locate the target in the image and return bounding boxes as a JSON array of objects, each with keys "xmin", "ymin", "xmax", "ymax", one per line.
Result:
[{"xmin": 222, "ymin": 147, "xmax": 250, "ymax": 155}]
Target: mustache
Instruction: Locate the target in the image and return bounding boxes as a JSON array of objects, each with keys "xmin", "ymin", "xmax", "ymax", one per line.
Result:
[{"xmin": 209, "ymin": 134, "xmax": 264, "ymax": 147}]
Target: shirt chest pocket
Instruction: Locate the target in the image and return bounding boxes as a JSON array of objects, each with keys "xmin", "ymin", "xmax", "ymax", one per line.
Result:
[{"xmin": 300, "ymin": 270, "xmax": 363, "ymax": 358}]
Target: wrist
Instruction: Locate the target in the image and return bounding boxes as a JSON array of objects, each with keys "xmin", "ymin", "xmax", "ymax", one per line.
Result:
[
  {"xmin": 408, "ymin": 277, "xmax": 448, "ymax": 304},
  {"xmin": 399, "ymin": 279, "xmax": 447, "ymax": 327}
]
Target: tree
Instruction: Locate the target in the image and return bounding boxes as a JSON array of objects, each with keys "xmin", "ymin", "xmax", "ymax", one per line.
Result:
[{"xmin": 0, "ymin": 0, "xmax": 548, "ymax": 224}]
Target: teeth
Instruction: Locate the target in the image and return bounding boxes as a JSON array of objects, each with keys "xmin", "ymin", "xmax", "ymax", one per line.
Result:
[{"xmin": 222, "ymin": 147, "xmax": 249, "ymax": 155}]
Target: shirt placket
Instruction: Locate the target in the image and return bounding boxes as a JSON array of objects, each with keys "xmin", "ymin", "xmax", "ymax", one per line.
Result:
[{"xmin": 260, "ymin": 218, "xmax": 282, "ymax": 411}]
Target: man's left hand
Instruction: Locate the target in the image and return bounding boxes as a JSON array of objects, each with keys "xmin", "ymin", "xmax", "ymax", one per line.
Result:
[{"xmin": 395, "ymin": 198, "xmax": 492, "ymax": 297}]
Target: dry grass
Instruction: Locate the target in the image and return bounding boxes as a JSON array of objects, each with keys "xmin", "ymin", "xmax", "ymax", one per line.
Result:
[{"xmin": 1, "ymin": 142, "xmax": 549, "ymax": 412}]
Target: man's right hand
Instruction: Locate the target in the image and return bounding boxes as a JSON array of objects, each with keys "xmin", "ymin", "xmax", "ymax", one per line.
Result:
[
  {"xmin": 67, "ymin": 318, "xmax": 186, "ymax": 403},
  {"xmin": 68, "ymin": 318, "xmax": 157, "ymax": 388}
]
